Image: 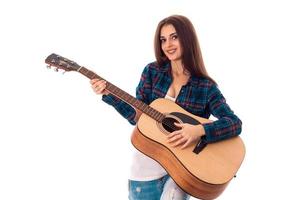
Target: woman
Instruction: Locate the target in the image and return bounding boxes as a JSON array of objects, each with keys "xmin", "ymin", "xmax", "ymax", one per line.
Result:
[{"xmin": 90, "ymin": 15, "xmax": 242, "ymax": 200}]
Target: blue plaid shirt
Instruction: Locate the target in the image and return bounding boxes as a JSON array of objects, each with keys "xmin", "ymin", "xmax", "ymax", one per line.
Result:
[{"xmin": 102, "ymin": 62, "xmax": 242, "ymax": 143}]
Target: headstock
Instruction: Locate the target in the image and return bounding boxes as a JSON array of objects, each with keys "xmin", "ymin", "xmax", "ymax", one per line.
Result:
[{"xmin": 45, "ymin": 53, "xmax": 81, "ymax": 72}]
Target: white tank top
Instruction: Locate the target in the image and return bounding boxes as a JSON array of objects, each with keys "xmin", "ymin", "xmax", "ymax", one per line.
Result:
[{"xmin": 129, "ymin": 95, "xmax": 176, "ymax": 181}]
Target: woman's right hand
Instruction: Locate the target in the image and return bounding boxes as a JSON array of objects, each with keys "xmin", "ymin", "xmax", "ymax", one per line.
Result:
[{"xmin": 90, "ymin": 79, "xmax": 110, "ymax": 95}]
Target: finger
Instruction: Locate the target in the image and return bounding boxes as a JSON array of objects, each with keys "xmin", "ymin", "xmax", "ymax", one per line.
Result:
[
  {"xmin": 174, "ymin": 122, "xmax": 183, "ymax": 128},
  {"xmin": 174, "ymin": 123, "xmax": 184, "ymax": 131},
  {"xmin": 171, "ymin": 137, "xmax": 187, "ymax": 147},
  {"xmin": 167, "ymin": 133, "xmax": 183, "ymax": 143},
  {"xmin": 90, "ymin": 79, "xmax": 99, "ymax": 84},
  {"xmin": 98, "ymin": 80, "xmax": 106, "ymax": 85},
  {"xmin": 96, "ymin": 86, "xmax": 106, "ymax": 93},
  {"xmin": 91, "ymin": 79, "xmax": 106, "ymax": 87},
  {"xmin": 92, "ymin": 84, "xmax": 103, "ymax": 93},
  {"xmin": 94, "ymin": 81, "xmax": 106, "ymax": 90},
  {"xmin": 181, "ymin": 138, "xmax": 192, "ymax": 149},
  {"xmin": 92, "ymin": 83, "xmax": 99, "ymax": 91},
  {"xmin": 99, "ymin": 81, "xmax": 107, "ymax": 90},
  {"xmin": 167, "ymin": 130, "xmax": 181, "ymax": 139}
]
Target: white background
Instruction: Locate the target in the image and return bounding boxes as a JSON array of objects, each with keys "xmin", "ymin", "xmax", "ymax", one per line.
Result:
[{"xmin": 0, "ymin": 0, "xmax": 299, "ymax": 199}]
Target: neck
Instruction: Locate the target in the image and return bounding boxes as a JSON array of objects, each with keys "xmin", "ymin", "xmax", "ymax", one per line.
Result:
[{"xmin": 171, "ymin": 60, "xmax": 184, "ymax": 76}]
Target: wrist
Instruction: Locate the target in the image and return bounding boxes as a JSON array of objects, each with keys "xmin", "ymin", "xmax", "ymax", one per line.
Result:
[{"xmin": 197, "ymin": 124, "xmax": 205, "ymax": 137}]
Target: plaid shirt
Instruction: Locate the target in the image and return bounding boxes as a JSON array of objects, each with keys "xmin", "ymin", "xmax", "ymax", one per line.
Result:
[{"xmin": 102, "ymin": 62, "xmax": 242, "ymax": 143}]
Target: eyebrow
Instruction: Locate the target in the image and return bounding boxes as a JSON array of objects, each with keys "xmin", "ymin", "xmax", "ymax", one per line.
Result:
[{"xmin": 160, "ymin": 32, "xmax": 177, "ymax": 38}]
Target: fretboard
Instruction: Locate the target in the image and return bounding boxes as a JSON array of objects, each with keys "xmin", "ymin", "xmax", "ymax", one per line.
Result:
[{"xmin": 78, "ymin": 66, "xmax": 164, "ymax": 122}]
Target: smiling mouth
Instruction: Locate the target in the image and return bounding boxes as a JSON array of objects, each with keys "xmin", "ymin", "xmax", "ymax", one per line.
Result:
[{"xmin": 166, "ymin": 49, "xmax": 176, "ymax": 54}]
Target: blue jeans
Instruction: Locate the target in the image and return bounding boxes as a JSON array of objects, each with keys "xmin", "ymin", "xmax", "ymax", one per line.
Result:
[{"xmin": 128, "ymin": 175, "xmax": 190, "ymax": 200}]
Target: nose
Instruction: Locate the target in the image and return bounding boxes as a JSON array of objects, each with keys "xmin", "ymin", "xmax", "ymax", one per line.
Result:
[{"xmin": 165, "ymin": 39, "xmax": 172, "ymax": 47}]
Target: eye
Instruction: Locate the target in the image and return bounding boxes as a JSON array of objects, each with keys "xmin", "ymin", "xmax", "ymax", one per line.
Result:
[
  {"xmin": 171, "ymin": 34, "xmax": 178, "ymax": 40},
  {"xmin": 160, "ymin": 38, "xmax": 166, "ymax": 43}
]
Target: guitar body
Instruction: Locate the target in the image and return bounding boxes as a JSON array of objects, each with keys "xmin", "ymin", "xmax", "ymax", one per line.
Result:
[{"xmin": 132, "ymin": 98, "xmax": 245, "ymax": 200}]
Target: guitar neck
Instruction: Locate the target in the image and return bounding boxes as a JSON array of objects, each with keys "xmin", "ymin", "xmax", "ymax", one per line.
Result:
[{"xmin": 78, "ymin": 66, "xmax": 164, "ymax": 122}]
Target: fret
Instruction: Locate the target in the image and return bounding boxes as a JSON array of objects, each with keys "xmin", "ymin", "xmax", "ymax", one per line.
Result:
[
  {"xmin": 136, "ymin": 101, "xmax": 142, "ymax": 108},
  {"xmin": 86, "ymin": 70, "xmax": 94, "ymax": 79},
  {"xmin": 141, "ymin": 103, "xmax": 146, "ymax": 111},
  {"xmin": 123, "ymin": 94, "xmax": 130, "ymax": 102},
  {"xmin": 133, "ymin": 100, "xmax": 139, "ymax": 107},
  {"xmin": 144, "ymin": 106, "xmax": 150, "ymax": 115},
  {"xmin": 154, "ymin": 115, "xmax": 159, "ymax": 121},
  {"xmin": 90, "ymin": 73, "xmax": 97, "ymax": 79},
  {"xmin": 120, "ymin": 92, "xmax": 126, "ymax": 99},
  {"xmin": 127, "ymin": 97, "xmax": 134, "ymax": 105},
  {"xmin": 115, "ymin": 88, "xmax": 122, "ymax": 97},
  {"xmin": 158, "ymin": 113, "xmax": 165, "ymax": 122},
  {"xmin": 79, "ymin": 67, "xmax": 87, "ymax": 75},
  {"xmin": 108, "ymin": 84, "xmax": 116, "ymax": 93},
  {"xmin": 153, "ymin": 111, "xmax": 160, "ymax": 120},
  {"xmin": 83, "ymin": 68, "xmax": 89, "ymax": 75},
  {"xmin": 149, "ymin": 108, "xmax": 156, "ymax": 118},
  {"xmin": 79, "ymin": 67, "xmax": 91, "ymax": 79},
  {"xmin": 137, "ymin": 101, "xmax": 143, "ymax": 108},
  {"xmin": 107, "ymin": 84, "xmax": 114, "ymax": 92}
]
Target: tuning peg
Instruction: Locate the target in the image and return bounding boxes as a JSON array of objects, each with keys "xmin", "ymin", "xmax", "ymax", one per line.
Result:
[
  {"xmin": 54, "ymin": 67, "xmax": 59, "ymax": 72},
  {"xmin": 46, "ymin": 65, "xmax": 51, "ymax": 69}
]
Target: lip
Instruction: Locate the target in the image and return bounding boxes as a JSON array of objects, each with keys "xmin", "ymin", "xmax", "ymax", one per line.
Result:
[{"xmin": 166, "ymin": 49, "xmax": 176, "ymax": 54}]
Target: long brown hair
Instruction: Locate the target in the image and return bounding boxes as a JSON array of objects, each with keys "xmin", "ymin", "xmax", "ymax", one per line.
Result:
[{"xmin": 154, "ymin": 15, "xmax": 216, "ymax": 84}]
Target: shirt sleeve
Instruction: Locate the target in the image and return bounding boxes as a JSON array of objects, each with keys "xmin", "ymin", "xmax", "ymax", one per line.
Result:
[
  {"xmin": 102, "ymin": 94, "xmax": 136, "ymax": 125},
  {"xmin": 101, "ymin": 64, "xmax": 153, "ymax": 125},
  {"xmin": 202, "ymin": 84, "xmax": 242, "ymax": 143},
  {"xmin": 135, "ymin": 64, "xmax": 152, "ymax": 105}
]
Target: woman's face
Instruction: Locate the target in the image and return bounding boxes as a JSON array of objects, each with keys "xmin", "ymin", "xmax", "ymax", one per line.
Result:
[{"xmin": 160, "ymin": 24, "xmax": 182, "ymax": 62}]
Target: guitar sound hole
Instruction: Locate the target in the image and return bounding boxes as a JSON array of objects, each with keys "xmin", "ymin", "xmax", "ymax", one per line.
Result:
[{"xmin": 162, "ymin": 117, "xmax": 181, "ymax": 133}]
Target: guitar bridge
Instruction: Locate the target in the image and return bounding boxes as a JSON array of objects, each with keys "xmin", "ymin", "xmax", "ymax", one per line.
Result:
[{"xmin": 193, "ymin": 138, "xmax": 207, "ymax": 154}]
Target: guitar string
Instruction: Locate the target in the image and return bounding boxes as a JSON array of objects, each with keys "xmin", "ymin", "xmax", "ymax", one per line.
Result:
[
  {"xmin": 79, "ymin": 69, "xmax": 180, "ymax": 132},
  {"xmin": 53, "ymin": 59, "xmax": 183, "ymax": 133},
  {"xmin": 162, "ymin": 121, "xmax": 180, "ymax": 132}
]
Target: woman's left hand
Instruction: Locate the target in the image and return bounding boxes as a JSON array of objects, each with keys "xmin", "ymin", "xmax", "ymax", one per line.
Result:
[{"xmin": 167, "ymin": 123, "xmax": 205, "ymax": 149}]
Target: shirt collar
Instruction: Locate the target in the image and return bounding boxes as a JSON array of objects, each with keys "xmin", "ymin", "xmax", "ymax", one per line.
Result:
[{"xmin": 159, "ymin": 62, "xmax": 204, "ymax": 87}]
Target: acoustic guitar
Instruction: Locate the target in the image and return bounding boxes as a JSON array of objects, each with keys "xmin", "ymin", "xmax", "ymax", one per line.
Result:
[{"xmin": 45, "ymin": 53, "xmax": 245, "ymax": 200}]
